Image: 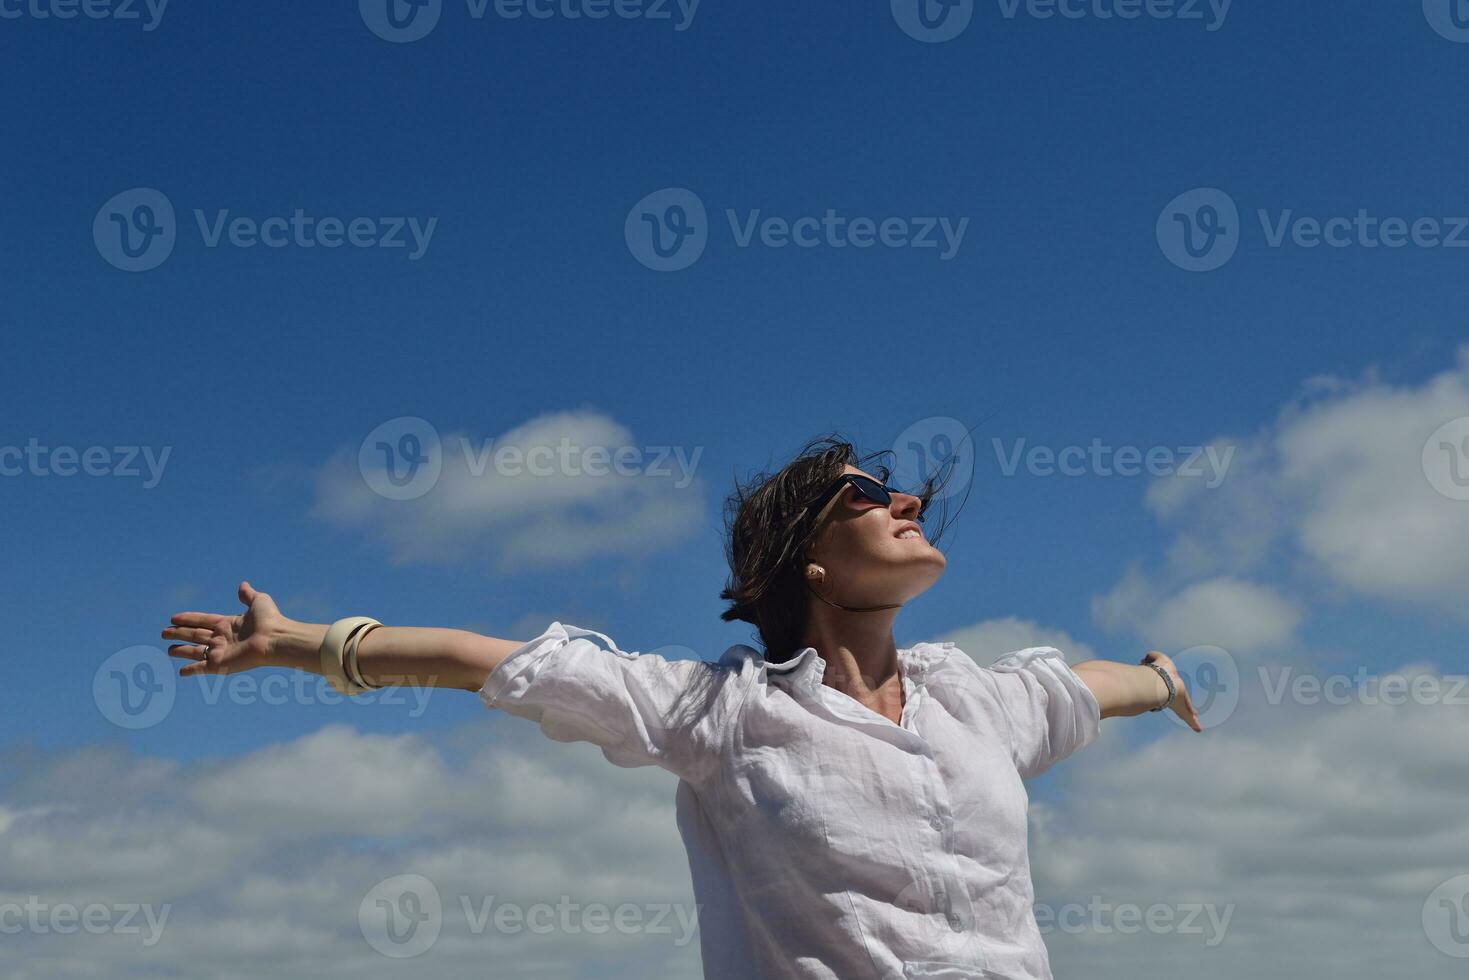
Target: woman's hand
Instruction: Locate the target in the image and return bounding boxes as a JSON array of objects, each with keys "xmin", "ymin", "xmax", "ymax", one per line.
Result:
[
  {"xmin": 163, "ymin": 583, "xmax": 519, "ymax": 691},
  {"xmin": 163, "ymin": 581, "xmax": 288, "ymax": 677},
  {"xmin": 1141, "ymin": 650, "xmax": 1202, "ymax": 733}
]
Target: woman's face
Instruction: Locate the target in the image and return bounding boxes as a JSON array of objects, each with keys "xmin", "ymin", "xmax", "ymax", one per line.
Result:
[{"xmin": 805, "ymin": 464, "xmax": 947, "ymax": 608}]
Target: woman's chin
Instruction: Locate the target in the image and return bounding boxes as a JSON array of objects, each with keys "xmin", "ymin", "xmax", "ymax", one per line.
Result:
[{"xmin": 897, "ymin": 553, "xmax": 946, "ymax": 598}]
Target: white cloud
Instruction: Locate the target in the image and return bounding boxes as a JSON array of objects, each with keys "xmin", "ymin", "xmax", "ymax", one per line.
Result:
[
  {"xmin": 1092, "ymin": 573, "xmax": 1303, "ymax": 656},
  {"xmin": 936, "ymin": 615, "xmax": 1098, "ymax": 664},
  {"xmin": 1138, "ymin": 348, "xmax": 1469, "ymax": 615},
  {"xmin": 0, "ymin": 718, "xmax": 704, "ymax": 979},
  {"xmin": 188, "ymin": 724, "xmax": 458, "ymax": 836},
  {"xmin": 8, "ymin": 656, "xmax": 1469, "ymax": 978},
  {"xmin": 312, "ymin": 410, "xmax": 706, "ymax": 569},
  {"xmin": 1031, "ymin": 660, "xmax": 1469, "ymax": 979},
  {"xmin": 1097, "ymin": 349, "xmax": 1469, "ymax": 650}
]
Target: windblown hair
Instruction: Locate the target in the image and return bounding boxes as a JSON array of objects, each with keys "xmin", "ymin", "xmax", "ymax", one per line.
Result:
[{"xmin": 718, "ymin": 434, "xmax": 960, "ymax": 663}]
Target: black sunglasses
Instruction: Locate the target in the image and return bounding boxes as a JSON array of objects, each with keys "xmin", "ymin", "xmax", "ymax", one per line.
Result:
[{"xmin": 812, "ymin": 474, "xmax": 928, "ymax": 523}]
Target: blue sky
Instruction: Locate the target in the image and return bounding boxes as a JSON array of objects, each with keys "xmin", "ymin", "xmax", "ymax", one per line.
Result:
[{"xmin": 4, "ymin": 2, "xmax": 1469, "ymax": 977}]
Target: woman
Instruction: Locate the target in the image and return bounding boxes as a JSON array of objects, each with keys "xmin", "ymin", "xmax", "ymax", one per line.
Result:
[{"xmin": 163, "ymin": 437, "xmax": 1200, "ymax": 980}]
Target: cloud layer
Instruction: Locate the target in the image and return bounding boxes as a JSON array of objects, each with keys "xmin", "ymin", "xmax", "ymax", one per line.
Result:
[{"xmin": 312, "ymin": 411, "xmax": 706, "ymax": 569}]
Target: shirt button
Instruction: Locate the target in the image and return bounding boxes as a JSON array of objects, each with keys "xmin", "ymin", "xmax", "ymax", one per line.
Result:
[
  {"xmin": 947, "ymin": 911, "xmax": 964, "ymax": 931},
  {"xmin": 929, "ymin": 816, "xmax": 944, "ymax": 832}
]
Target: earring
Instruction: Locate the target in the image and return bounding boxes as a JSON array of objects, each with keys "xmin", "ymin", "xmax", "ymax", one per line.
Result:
[{"xmin": 805, "ymin": 564, "xmax": 826, "ymax": 581}]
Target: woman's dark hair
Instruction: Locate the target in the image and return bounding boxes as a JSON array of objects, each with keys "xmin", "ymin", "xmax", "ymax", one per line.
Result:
[{"xmin": 718, "ymin": 434, "xmax": 961, "ymax": 663}]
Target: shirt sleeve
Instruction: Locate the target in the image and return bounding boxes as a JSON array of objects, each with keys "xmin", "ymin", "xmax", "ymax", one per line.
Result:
[
  {"xmin": 478, "ymin": 622, "xmax": 739, "ymax": 785},
  {"xmin": 981, "ymin": 646, "xmax": 1102, "ymax": 779}
]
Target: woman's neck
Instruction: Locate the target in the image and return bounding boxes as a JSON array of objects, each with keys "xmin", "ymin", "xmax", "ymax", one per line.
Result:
[{"xmin": 798, "ymin": 605, "xmax": 903, "ymax": 699}]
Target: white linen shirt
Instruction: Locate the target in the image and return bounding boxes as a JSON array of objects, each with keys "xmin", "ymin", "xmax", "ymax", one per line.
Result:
[{"xmin": 479, "ymin": 622, "xmax": 1102, "ymax": 980}]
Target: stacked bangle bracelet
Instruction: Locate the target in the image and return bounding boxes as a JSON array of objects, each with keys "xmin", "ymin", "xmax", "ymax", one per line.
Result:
[{"xmin": 320, "ymin": 616, "xmax": 386, "ymax": 696}]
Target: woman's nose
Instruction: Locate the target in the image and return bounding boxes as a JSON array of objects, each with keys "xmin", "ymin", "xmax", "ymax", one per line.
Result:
[{"xmin": 892, "ymin": 493, "xmax": 923, "ymax": 520}]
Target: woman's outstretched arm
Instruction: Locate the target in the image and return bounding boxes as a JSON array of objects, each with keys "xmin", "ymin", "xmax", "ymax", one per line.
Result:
[
  {"xmin": 162, "ymin": 581, "xmax": 523, "ymax": 692},
  {"xmin": 1072, "ymin": 651, "xmax": 1203, "ymax": 732}
]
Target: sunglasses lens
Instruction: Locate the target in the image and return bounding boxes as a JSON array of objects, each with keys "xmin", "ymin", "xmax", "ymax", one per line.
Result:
[{"xmin": 849, "ymin": 476, "xmax": 890, "ymax": 506}]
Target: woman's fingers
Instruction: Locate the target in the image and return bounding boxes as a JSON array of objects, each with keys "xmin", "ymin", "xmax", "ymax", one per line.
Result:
[
  {"xmin": 1174, "ymin": 685, "xmax": 1203, "ymax": 733},
  {"xmin": 167, "ymin": 642, "xmax": 210, "ymax": 661},
  {"xmin": 1141, "ymin": 651, "xmax": 1203, "ymax": 732},
  {"xmin": 162, "ymin": 626, "xmax": 213, "ymax": 644},
  {"xmin": 1154, "ymin": 655, "xmax": 1204, "ymax": 733},
  {"xmin": 170, "ymin": 611, "xmax": 227, "ymax": 629},
  {"xmin": 178, "ymin": 656, "xmax": 220, "ymax": 677}
]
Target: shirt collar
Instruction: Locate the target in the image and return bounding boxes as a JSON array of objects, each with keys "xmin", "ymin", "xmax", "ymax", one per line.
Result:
[{"xmin": 725, "ymin": 642, "xmax": 956, "ymax": 695}]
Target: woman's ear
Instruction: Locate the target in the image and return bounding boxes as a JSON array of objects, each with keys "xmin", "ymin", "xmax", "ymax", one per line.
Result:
[{"xmin": 805, "ymin": 563, "xmax": 826, "ymax": 582}]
